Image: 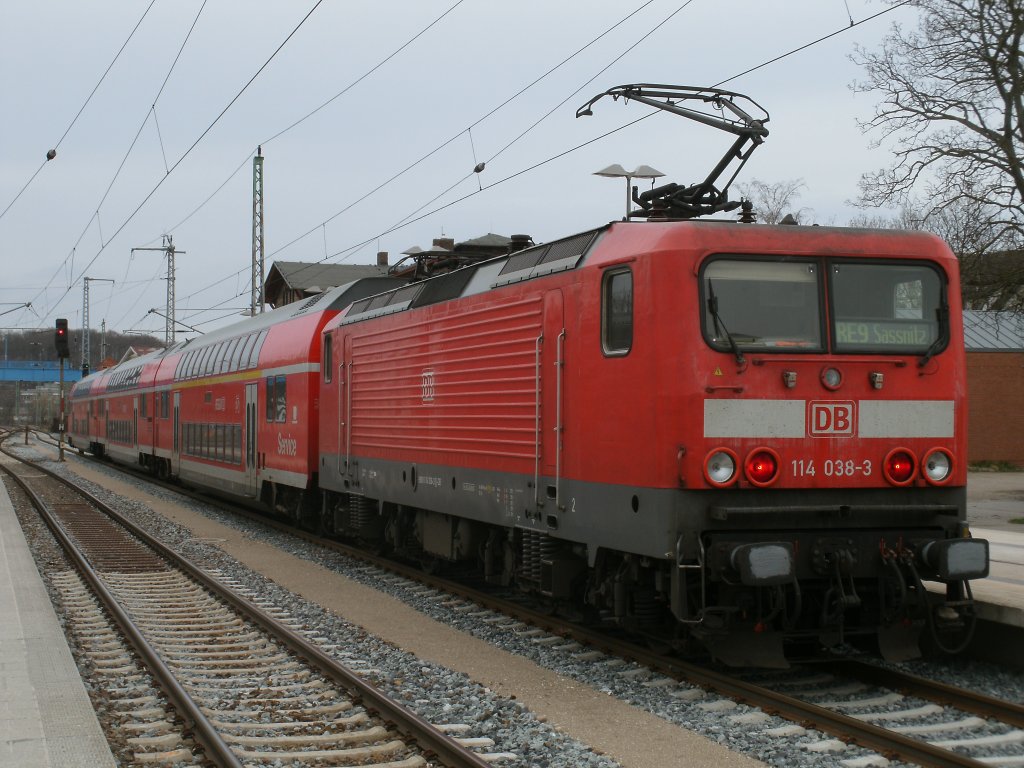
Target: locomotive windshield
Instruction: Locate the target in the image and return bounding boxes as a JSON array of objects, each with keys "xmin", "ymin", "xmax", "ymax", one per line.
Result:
[
  {"xmin": 700, "ymin": 257, "xmax": 946, "ymax": 355},
  {"xmin": 829, "ymin": 261, "xmax": 944, "ymax": 354},
  {"xmin": 702, "ymin": 259, "xmax": 823, "ymax": 351}
]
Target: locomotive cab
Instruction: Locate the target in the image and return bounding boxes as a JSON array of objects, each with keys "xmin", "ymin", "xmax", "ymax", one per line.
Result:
[{"xmin": 643, "ymin": 224, "xmax": 990, "ymax": 665}]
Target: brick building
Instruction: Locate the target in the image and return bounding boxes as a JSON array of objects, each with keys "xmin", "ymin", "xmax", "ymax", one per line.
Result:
[{"xmin": 963, "ymin": 310, "xmax": 1024, "ymax": 466}]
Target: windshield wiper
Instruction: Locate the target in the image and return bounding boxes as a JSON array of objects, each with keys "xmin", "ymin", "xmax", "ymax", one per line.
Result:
[
  {"xmin": 918, "ymin": 291, "xmax": 949, "ymax": 368},
  {"xmin": 707, "ymin": 280, "xmax": 745, "ymax": 366}
]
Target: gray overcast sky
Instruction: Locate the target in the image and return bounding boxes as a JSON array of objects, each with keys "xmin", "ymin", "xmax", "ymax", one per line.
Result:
[{"xmin": 0, "ymin": 0, "xmax": 917, "ymax": 341}]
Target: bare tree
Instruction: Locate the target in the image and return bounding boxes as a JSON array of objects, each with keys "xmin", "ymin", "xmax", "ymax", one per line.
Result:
[
  {"xmin": 851, "ymin": 0, "xmax": 1024, "ymax": 246},
  {"xmin": 848, "ymin": 199, "xmax": 1024, "ymax": 310},
  {"xmin": 735, "ymin": 178, "xmax": 810, "ymax": 224}
]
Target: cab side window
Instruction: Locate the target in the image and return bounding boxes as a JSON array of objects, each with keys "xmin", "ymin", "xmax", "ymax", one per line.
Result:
[
  {"xmin": 323, "ymin": 333, "xmax": 333, "ymax": 383},
  {"xmin": 602, "ymin": 268, "xmax": 633, "ymax": 355}
]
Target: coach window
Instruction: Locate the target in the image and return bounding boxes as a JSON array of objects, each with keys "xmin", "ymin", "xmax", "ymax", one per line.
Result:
[
  {"xmin": 275, "ymin": 375, "xmax": 287, "ymax": 422},
  {"xmin": 206, "ymin": 345, "xmax": 219, "ymax": 375},
  {"xmin": 161, "ymin": 391, "xmax": 169, "ymax": 419},
  {"xmin": 140, "ymin": 394, "xmax": 147, "ymax": 419},
  {"xmin": 323, "ymin": 333, "xmax": 333, "ymax": 383},
  {"xmin": 195, "ymin": 347, "xmax": 209, "ymax": 377},
  {"xmin": 238, "ymin": 334, "xmax": 256, "ymax": 369},
  {"xmin": 246, "ymin": 331, "xmax": 265, "ymax": 369},
  {"xmin": 602, "ymin": 268, "xmax": 633, "ymax": 355},
  {"xmin": 227, "ymin": 338, "xmax": 243, "ymax": 372},
  {"xmin": 265, "ymin": 377, "xmax": 275, "ymax": 421}
]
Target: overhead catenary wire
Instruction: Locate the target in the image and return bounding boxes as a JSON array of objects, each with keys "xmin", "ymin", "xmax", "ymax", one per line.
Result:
[
  {"xmin": 34, "ymin": 0, "xmax": 326, "ymax": 328},
  {"xmin": 30, "ymin": 1, "xmax": 915, "ymax": 337},
  {"xmin": 160, "ymin": 0, "xmax": 474, "ymax": 242},
  {"xmin": 172, "ymin": 0, "xmax": 662, "ymax": 312},
  {"xmin": 0, "ymin": 0, "xmax": 158, "ymax": 224},
  {"xmin": 170, "ymin": 0, "xmax": 916, "ymax": 330},
  {"xmin": 264, "ymin": 0, "xmax": 662, "ymax": 262},
  {"xmin": 26, "ymin": 0, "xmax": 210, "ymax": 324}
]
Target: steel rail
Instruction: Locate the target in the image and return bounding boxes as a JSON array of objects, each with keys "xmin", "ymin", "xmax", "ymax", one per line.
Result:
[
  {"xmin": 1, "ymin": 444, "xmax": 491, "ymax": 768},
  {"xmin": 51, "ymin": 446, "xmax": 1001, "ymax": 768},
  {"xmin": 0, "ymin": 462, "xmax": 244, "ymax": 768},
  {"xmin": 822, "ymin": 658, "xmax": 1024, "ymax": 728},
  {"xmin": 153, "ymin": 486, "xmax": 993, "ymax": 768}
]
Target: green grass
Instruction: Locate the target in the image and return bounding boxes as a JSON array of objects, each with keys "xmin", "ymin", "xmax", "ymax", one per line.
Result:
[
  {"xmin": 1011, "ymin": 518, "xmax": 1024, "ymax": 525},
  {"xmin": 969, "ymin": 460, "xmax": 1023, "ymax": 472}
]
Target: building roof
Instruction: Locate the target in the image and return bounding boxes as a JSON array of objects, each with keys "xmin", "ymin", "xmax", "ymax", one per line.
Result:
[
  {"xmin": 963, "ymin": 310, "xmax": 1024, "ymax": 351},
  {"xmin": 265, "ymin": 261, "xmax": 388, "ymax": 298},
  {"xmin": 456, "ymin": 233, "xmax": 513, "ymax": 250}
]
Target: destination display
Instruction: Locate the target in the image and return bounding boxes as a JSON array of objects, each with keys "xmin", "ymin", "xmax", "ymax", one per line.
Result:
[{"xmin": 835, "ymin": 320, "xmax": 933, "ymax": 347}]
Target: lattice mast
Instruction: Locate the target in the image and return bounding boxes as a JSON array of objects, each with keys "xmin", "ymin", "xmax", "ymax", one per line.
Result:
[
  {"xmin": 131, "ymin": 235, "xmax": 183, "ymax": 346},
  {"xmin": 251, "ymin": 146, "xmax": 265, "ymax": 315},
  {"xmin": 82, "ymin": 277, "xmax": 113, "ymax": 375}
]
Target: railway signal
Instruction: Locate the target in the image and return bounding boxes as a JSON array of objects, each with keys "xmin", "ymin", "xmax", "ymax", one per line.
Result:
[{"xmin": 55, "ymin": 318, "xmax": 70, "ymax": 358}]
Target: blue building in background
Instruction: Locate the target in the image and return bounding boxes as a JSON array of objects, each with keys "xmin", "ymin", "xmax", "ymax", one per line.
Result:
[
  {"xmin": 0, "ymin": 360, "xmax": 83, "ymax": 384},
  {"xmin": 0, "ymin": 360, "xmax": 81, "ymax": 427}
]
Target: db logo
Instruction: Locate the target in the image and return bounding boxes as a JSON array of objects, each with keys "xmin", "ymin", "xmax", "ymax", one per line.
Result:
[
  {"xmin": 808, "ymin": 401, "xmax": 856, "ymax": 437},
  {"xmin": 421, "ymin": 370, "xmax": 435, "ymax": 403}
]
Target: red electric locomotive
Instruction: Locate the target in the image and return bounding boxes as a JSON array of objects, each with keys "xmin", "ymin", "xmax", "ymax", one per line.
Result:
[
  {"xmin": 315, "ymin": 219, "xmax": 988, "ymax": 664},
  {"xmin": 313, "ymin": 86, "xmax": 988, "ymax": 664}
]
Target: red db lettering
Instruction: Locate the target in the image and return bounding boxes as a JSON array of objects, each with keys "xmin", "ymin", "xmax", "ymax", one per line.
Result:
[{"xmin": 808, "ymin": 401, "xmax": 856, "ymax": 437}]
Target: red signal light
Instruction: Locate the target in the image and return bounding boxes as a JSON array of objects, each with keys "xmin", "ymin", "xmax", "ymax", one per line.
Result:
[
  {"xmin": 745, "ymin": 448, "xmax": 779, "ymax": 486},
  {"xmin": 54, "ymin": 318, "xmax": 70, "ymax": 358},
  {"xmin": 884, "ymin": 448, "xmax": 916, "ymax": 485}
]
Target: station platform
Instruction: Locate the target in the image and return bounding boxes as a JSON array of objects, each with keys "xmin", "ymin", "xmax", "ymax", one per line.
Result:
[
  {"xmin": 966, "ymin": 526, "xmax": 1024, "ymax": 627},
  {"xmin": 966, "ymin": 471, "xmax": 1024, "ymax": 631},
  {"xmin": 0, "ymin": 467, "xmax": 116, "ymax": 766}
]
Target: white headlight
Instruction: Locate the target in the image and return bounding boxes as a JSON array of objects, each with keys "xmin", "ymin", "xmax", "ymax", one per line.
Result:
[
  {"xmin": 706, "ymin": 450, "xmax": 736, "ymax": 485},
  {"xmin": 924, "ymin": 450, "xmax": 952, "ymax": 483}
]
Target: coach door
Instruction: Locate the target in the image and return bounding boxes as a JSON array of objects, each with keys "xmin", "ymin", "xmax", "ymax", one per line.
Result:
[
  {"xmin": 172, "ymin": 392, "xmax": 180, "ymax": 474},
  {"xmin": 538, "ymin": 290, "xmax": 565, "ymax": 512},
  {"xmin": 339, "ymin": 335, "xmax": 353, "ymax": 478},
  {"xmin": 132, "ymin": 397, "xmax": 139, "ymax": 450},
  {"xmin": 245, "ymin": 382, "xmax": 258, "ymax": 495}
]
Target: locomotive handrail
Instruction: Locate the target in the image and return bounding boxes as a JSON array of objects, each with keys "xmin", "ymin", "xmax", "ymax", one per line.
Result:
[
  {"xmin": 555, "ymin": 329, "xmax": 566, "ymax": 512},
  {"xmin": 533, "ymin": 333, "xmax": 543, "ymax": 513}
]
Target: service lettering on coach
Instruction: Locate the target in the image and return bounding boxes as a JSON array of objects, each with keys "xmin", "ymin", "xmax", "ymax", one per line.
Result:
[{"xmin": 277, "ymin": 434, "xmax": 298, "ymax": 456}]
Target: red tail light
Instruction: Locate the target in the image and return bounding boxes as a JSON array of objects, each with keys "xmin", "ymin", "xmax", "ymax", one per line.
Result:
[
  {"xmin": 745, "ymin": 448, "xmax": 779, "ymax": 486},
  {"xmin": 884, "ymin": 448, "xmax": 916, "ymax": 485}
]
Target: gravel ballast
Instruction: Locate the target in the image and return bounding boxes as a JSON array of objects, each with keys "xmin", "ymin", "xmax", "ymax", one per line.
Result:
[{"xmin": 17, "ymin": 443, "xmax": 1024, "ymax": 767}]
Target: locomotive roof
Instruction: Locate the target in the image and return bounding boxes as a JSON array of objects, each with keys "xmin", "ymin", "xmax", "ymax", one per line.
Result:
[
  {"xmin": 328, "ymin": 218, "xmax": 955, "ymax": 330},
  {"xmin": 334, "ymin": 226, "xmax": 607, "ymax": 326}
]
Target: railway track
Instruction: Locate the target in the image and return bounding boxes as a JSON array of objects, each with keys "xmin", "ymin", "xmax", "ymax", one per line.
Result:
[
  {"xmin": 0, "ymin": 438, "xmax": 498, "ymax": 767},
  {"xmin": 20, "ymin": 434, "xmax": 1024, "ymax": 768}
]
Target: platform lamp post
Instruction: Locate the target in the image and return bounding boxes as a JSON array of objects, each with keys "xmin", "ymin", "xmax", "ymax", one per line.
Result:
[{"xmin": 593, "ymin": 164, "xmax": 665, "ymax": 220}]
